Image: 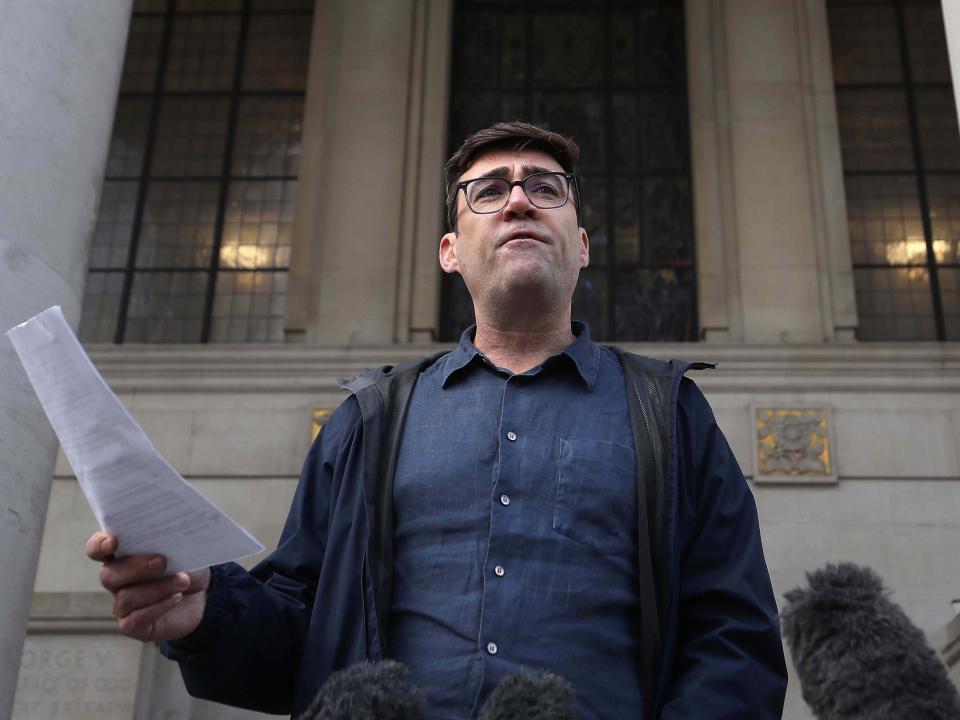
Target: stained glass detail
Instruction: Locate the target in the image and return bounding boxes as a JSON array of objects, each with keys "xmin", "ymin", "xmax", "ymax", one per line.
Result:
[{"xmin": 443, "ymin": 1, "xmax": 696, "ymax": 342}]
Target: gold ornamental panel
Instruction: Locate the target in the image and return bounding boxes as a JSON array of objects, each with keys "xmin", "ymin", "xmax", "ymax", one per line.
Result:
[
  {"xmin": 751, "ymin": 406, "xmax": 837, "ymax": 485},
  {"xmin": 311, "ymin": 408, "xmax": 334, "ymax": 443}
]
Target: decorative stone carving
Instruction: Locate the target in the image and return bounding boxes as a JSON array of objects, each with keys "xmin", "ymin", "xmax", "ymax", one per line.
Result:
[{"xmin": 751, "ymin": 406, "xmax": 837, "ymax": 484}]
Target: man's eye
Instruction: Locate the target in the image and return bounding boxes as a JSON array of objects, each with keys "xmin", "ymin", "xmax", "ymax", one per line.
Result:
[
  {"xmin": 531, "ymin": 183, "xmax": 561, "ymax": 197},
  {"xmin": 477, "ymin": 186, "xmax": 503, "ymax": 198}
]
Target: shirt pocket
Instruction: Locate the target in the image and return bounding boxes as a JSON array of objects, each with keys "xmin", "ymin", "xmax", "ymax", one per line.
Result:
[{"xmin": 552, "ymin": 437, "xmax": 638, "ymax": 557}]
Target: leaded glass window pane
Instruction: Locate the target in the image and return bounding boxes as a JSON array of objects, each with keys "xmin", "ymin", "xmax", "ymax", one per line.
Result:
[
  {"xmin": 232, "ymin": 97, "xmax": 304, "ymax": 177},
  {"xmin": 151, "ymin": 97, "xmax": 231, "ymax": 177},
  {"xmin": 242, "ymin": 15, "xmax": 312, "ymax": 91},
  {"xmin": 164, "ymin": 15, "xmax": 241, "ymax": 92},
  {"xmin": 854, "ymin": 267, "xmax": 935, "ymax": 340},
  {"xmin": 126, "ymin": 271, "xmax": 208, "ymax": 343},
  {"xmin": 90, "ymin": 182, "xmax": 139, "ymax": 269},
  {"xmin": 136, "ymin": 181, "xmax": 219, "ymax": 268},
  {"xmin": 106, "ymin": 99, "xmax": 152, "ymax": 178},
  {"xmin": 836, "ymin": 89, "xmax": 914, "ymax": 172},
  {"xmin": 827, "ymin": 4, "xmax": 902, "ymax": 84},
  {"xmin": 120, "ymin": 17, "xmax": 166, "ymax": 93},
  {"xmin": 79, "ymin": 272, "xmax": 125, "ymax": 343},
  {"xmin": 443, "ymin": 1, "xmax": 696, "ymax": 342},
  {"xmin": 80, "ymin": 1, "xmax": 313, "ymax": 344},
  {"xmin": 828, "ymin": 0, "xmax": 959, "ymax": 341}
]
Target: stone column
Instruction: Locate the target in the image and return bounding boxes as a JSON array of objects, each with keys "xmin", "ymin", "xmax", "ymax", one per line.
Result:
[
  {"xmin": 685, "ymin": 0, "xmax": 857, "ymax": 343},
  {"xmin": 284, "ymin": 0, "xmax": 452, "ymax": 345},
  {"xmin": 942, "ymin": 0, "xmax": 960, "ymax": 128},
  {"xmin": 0, "ymin": 2, "xmax": 132, "ymax": 715}
]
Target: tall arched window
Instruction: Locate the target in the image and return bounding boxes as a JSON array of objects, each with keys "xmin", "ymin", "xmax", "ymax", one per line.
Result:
[
  {"xmin": 829, "ymin": 0, "xmax": 960, "ymax": 340},
  {"xmin": 80, "ymin": 0, "xmax": 313, "ymax": 343},
  {"xmin": 441, "ymin": 0, "xmax": 697, "ymax": 342}
]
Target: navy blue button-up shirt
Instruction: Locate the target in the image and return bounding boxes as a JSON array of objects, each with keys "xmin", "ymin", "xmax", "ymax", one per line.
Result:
[{"xmin": 389, "ymin": 323, "xmax": 645, "ymax": 719}]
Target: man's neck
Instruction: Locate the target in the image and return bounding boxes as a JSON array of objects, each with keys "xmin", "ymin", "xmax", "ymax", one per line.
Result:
[{"xmin": 472, "ymin": 317, "xmax": 575, "ymax": 375}]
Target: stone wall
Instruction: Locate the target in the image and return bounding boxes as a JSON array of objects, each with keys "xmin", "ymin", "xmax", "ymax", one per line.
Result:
[{"xmin": 13, "ymin": 342, "xmax": 960, "ymax": 718}]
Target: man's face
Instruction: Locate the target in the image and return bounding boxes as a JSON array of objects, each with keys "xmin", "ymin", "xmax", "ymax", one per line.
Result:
[{"xmin": 439, "ymin": 148, "xmax": 589, "ymax": 311}]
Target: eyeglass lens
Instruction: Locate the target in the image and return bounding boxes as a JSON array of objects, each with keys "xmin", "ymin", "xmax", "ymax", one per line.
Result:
[{"xmin": 466, "ymin": 173, "xmax": 569, "ymax": 213}]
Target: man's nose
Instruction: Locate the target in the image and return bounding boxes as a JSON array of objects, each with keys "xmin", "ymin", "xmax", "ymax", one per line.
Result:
[{"xmin": 502, "ymin": 183, "xmax": 536, "ymax": 217}]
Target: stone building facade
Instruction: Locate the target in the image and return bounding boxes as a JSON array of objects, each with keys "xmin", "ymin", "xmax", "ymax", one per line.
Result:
[{"xmin": 4, "ymin": 1, "xmax": 960, "ymax": 718}]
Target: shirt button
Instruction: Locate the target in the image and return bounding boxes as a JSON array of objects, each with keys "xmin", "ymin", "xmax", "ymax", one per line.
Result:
[
  {"xmin": 486, "ymin": 642, "xmax": 498, "ymax": 655},
  {"xmin": 500, "ymin": 494, "xmax": 511, "ymax": 506},
  {"xmin": 494, "ymin": 565, "xmax": 505, "ymax": 577},
  {"xmin": 506, "ymin": 431, "xmax": 517, "ymax": 442}
]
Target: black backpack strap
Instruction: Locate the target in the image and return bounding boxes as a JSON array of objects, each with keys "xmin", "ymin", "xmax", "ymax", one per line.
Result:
[
  {"xmin": 356, "ymin": 351, "xmax": 448, "ymax": 646},
  {"xmin": 616, "ymin": 350, "xmax": 673, "ymax": 712}
]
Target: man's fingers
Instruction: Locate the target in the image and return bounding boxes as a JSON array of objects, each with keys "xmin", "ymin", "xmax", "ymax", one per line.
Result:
[
  {"xmin": 117, "ymin": 593, "xmax": 183, "ymax": 642},
  {"xmin": 99, "ymin": 554, "xmax": 167, "ymax": 592},
  {"xmin": 112, "ymin": 573, "xmax": 191, "ymax": 619},
  {"xmin": 85, "ymin": 531, "xmax": 117, "ymax": 561}
]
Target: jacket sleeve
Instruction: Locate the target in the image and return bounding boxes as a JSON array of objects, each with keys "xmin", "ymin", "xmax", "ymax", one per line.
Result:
[
  {"xmin": 159, "ymin": 396, "xmax": 364, "ymax": 714},
  {"xmin": 659, "ymin": 379, "xmax": 787, "ymax": 719}
]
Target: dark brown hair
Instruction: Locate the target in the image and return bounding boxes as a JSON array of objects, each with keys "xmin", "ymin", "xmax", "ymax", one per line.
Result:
[{"xmin": 443, "ymin": 121, "xmax": 580, "ymax": 231}]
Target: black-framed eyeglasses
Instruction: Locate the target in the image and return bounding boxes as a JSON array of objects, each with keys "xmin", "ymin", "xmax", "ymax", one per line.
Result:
[{"xmin": 457, "ymin": 171, "xmax": 578, "ymax": 216}]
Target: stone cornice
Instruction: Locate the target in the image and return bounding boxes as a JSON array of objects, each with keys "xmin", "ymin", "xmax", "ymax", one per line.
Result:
[{"xmin": 82, "ymin": 342, "xmax": 960, "ymax": 394}]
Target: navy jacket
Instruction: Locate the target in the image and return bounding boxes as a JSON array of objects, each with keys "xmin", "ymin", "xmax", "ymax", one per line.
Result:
[{"xmin": 161, "ymin": 350, "xmax": 787, "ymax": 718}]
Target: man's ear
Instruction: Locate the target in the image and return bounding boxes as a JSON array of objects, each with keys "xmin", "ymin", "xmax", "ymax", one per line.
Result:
[
  {"xmin": 439, "ymin": 232, "xmax": 460, "ymax": 274},
  {"xmin": 579, "ymin": 227, "xmax": 590, "ymax": 269}
]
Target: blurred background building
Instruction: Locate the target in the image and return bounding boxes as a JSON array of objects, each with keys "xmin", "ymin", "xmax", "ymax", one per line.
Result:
[{"xmin": 4, "ymin": 0, "xmax": 960, "ymax": 718}]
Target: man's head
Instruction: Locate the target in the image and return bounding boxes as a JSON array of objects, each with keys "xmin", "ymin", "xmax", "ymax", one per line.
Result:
[
  {"xmin": 439, "ymin": 122, "xmax": 589, "ymax": 325},
  {"xmin": 443, "ymin": 121, "xmax": 581, "ymax": 233}
]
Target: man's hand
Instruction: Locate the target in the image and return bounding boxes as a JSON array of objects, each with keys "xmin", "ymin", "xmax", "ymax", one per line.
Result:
[{"xmin": 85, "ymin": 531, "xmax": 210, "ymax": 643}]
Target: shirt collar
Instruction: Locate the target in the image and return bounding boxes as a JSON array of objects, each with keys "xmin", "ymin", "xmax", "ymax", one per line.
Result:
[{"xmin": 441, "ymin": 321, "xmax": 600, "ymax": 390}]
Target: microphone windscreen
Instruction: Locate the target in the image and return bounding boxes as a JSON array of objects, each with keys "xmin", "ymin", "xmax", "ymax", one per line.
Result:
[
  {"xmin": 781, "ymin": 562, "xmax": 960, "ymax": 720},
  {"xmin": 297, "ymin": 660, "xmax": 424, "ymax": 720},
  {"xmin": 477, "ymin": 671, "xmax": 578, "ymax": 720}
]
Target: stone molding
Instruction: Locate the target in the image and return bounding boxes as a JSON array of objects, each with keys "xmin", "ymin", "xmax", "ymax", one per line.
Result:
[{"xmin": 81, "ymin": 343, "xmax": 960, "ymax": 394}]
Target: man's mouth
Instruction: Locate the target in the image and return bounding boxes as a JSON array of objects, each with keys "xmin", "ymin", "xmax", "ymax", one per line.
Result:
[{"xmin": 498, "ymin": 229, "xmax": 547, "ymax": 247}]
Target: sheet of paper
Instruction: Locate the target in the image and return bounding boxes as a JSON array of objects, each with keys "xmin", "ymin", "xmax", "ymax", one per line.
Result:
[{"xmin": 5, "ymin": 305, "xmax": 264, "ymax": 573}]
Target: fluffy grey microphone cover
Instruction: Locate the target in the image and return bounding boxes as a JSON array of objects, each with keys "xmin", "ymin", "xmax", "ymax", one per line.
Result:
[
  {"xmin": 297, "ymin": 661, "xmax": 424, "ymax": 720},
  {"xmin": 477, "ymin": 671, "xmax": 578, "ymax": 720},
  {"xmin": 781, "ymin": 562, "xmax": 960, "ymax": 720}
]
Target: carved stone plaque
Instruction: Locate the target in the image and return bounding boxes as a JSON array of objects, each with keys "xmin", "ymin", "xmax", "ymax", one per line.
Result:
[
  {"xmin": 311, "ymin": 408, "xmax": 334, "ymax": 443},
  {"xmin": 13, "ymin": 635, "xmax": 141, "ymax": 719},
  {"xmin": 751, "ymin": 405, "xmax": 837, "ymax": 484}
]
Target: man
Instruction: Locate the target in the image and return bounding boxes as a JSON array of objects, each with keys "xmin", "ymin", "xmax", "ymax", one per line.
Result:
[{"xmin": 86, "ymin": 122, "xmax": 787, "ymax": 718}]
